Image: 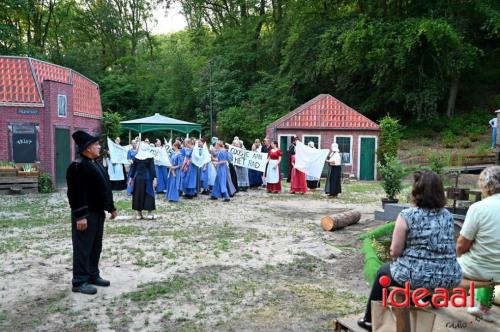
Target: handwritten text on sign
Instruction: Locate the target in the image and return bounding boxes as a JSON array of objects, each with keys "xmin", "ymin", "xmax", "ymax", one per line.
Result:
[{"xmin": 226, "ymin": 144, "xmax": 268, "ymax": 172}]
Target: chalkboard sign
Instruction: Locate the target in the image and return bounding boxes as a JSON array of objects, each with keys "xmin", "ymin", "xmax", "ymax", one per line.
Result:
[{"xmin": 12, "ymin": 125, "xmax": 37, "ymax": 163}]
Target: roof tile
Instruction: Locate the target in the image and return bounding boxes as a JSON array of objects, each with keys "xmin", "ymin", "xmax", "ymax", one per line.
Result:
[{"xmin": 270, "ymin": 94, "xmax": 379, "ymax": 130}]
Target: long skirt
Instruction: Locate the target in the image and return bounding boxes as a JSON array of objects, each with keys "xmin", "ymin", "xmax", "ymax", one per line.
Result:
[
  {"xmin": 290, "ymin": 166, "xmax": 307, "ymax": 193},
  {"xmin": 248, "ymin": 169, "xmax": 263, "ymax": 187},
  {"xmin": 306, "ymin": 179, "xmax": 321, "ymax": 189},
  {"xmin": 200, "ymin": 164, "xmax": 209, "ymax": 190},
  {"xmin": 325, "ymin": 165, "xmax": 341, "ymax": 196},
  {"xmin": 212, "ymin": 164, "xmax": 233, "ymax": 199},
  {"xmin": 181, "ymin": 163, "xmax": 198, "ymax": 196},
  {"xmin": 266, "ymin": 160, "xmax": 281, "ymax": 192},
  {"xmin": 166, "ymin": 171, "xmax": 181, "ymax": 202},
  {"xmin": 132, "ymin": 177, "xmax": 156, "ymax": 211},
  {"xmin": 234, "ymin": 165, "xmax": 249, "ymax": 189},
  {"xmin": 228, "ymin": 163, "xmax": 238, "ymax": 195},
  {"xmin": 155, "ymin": 165, "xmax": 169, "ymax": 193}
]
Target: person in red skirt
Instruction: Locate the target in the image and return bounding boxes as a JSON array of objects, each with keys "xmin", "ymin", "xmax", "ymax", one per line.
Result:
[
  {"xmin": 265, "ymin": 141, "xmax": 282, "ymax": 193},
  {"xmin": 290, "ymin": 153, "xmax": 307, "ymax": 194}
]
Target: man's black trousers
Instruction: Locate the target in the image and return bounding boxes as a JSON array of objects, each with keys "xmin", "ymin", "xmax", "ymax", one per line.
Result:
[{"xmin": 72, "ymin": 211, "xmax": 104, "ymax": 287}]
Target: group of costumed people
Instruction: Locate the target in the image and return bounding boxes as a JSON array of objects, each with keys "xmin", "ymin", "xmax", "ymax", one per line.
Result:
[{"xmin": 105, "ymin": 135, "xmax": 344, "ymax": 219}]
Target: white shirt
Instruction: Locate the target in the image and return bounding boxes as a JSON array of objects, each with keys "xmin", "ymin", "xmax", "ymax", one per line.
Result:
[
  {"xmin": 489, "ymin": 118, "xmax": 497, "ymax": 128},
  {"xmin": 458, "ymin": 194, "xmax": 500, "ymax": 281}
]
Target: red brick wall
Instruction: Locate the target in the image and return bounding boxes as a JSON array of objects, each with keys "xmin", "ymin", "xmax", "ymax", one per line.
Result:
[
  {"xmin": 267, "ymin": 128, "xmax": 379, "ymax": 178},
  {"xmin": 1, "ymin": 81, "xmax": 101, "ymax": 186}
]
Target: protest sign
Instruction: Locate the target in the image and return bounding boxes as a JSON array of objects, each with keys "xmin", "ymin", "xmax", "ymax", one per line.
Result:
[
  {"xmin": 226, "ymin": 144, "xmax": 268, "ymax": 172},
  {"xmin": 295, "ymin": 141, "xmax": 329, "ymax": 179},
  {"xmin": 138, "ymin": 142, "xmax": 171, "ymax": 166},
  {"xmin": 107, "ymin": 137, "xmax": 130, "ymax": 164}
]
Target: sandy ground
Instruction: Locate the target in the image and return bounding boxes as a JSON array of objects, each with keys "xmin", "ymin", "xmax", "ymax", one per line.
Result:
[{"xmin": 0, "ymin": 180, "xmax": 494, "ymax": 331}]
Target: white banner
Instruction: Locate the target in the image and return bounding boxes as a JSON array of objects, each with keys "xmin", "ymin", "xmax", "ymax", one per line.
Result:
[
  {"xmin": 192, "ymin": 143, "xmax": 212, "ymax": 168},
  {"xmin": 138, "ymin": 142, "xmax": 171, "ymax": 166},
  {"xmin": 295, "ymin": 141, "xmax": 329, "ymax": 179},
  {"xmin": 163, "ymin": 138, "xmax": 173, "ymax": 155},
  {"xmin": 226, "ymin": 144, "xmax": 268, "ymax": 172},
  {"xmin": 107, "ymin": 137, "xmax": 130, "ymax": 164}
]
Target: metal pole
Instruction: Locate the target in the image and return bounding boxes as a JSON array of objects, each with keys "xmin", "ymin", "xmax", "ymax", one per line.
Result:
[
  {"xmin": 209, "ymin": 60, "xmax": 214, "ymax": 138},
  {"xmin": 128, "ymin": 130, "xmax": 131, "ymax": 144}
]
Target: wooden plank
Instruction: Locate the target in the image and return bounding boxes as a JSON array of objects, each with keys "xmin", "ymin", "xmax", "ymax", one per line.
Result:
[
  {"xmin": 0, "ymin": 177, "xmax": 38, "ymax": 184},
  {"xmin": 333, "ymin": 314, "xmax": 365, "ymax": 332}
]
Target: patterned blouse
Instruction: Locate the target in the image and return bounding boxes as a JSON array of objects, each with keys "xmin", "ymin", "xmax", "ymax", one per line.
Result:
[{"xmin": 390, "ymin": 207, "xmax": 462, "ymax": 288}]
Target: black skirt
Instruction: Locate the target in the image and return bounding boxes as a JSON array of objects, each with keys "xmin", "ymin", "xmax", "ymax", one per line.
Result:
[
  {"xmin": 228, "ymin": 163, "xmax": 238, "ymax": 195},
  {"xmin": 307, "ymin": 179, "xmax": 320, "ymax": 189},
  {"xmin": 132, "ymin": 177, "xmax": 156, "ymax": 211},
  {"xmin": 325, "ymin": 165, "xmax": 341, "ymax": 196}
]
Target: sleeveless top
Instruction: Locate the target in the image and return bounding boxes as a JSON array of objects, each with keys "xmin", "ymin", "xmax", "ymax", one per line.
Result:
[{"xmin": 390, "ymin": 207, "xmax": 462, "ymax": 288}]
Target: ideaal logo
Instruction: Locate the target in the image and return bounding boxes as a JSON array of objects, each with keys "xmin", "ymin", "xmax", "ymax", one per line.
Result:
[{"xmin": 379, "ymin": 276, "xmax": 475, "ymax": 308}]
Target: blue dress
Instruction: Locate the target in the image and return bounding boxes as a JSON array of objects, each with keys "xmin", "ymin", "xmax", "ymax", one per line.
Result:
[
  {"xmin": 211, "ymin": 150, "xmax": 236, "ymax": 199},
  {"xmin": 155, "ymin": 163, "xmax": 169, "ymax": 193},
  {"xmin": 180, "ymin": 147, "xmax": 198, "ymax": 197},
  {"xmin": 166, "ymin": 152, "xmax": 183, "ymax": 202},
  {"xmin": 126, "ymin": 149, "xmax": 138, "ymax": 194}
]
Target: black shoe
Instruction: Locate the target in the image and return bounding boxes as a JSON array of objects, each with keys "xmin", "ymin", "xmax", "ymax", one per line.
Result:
[
  {"xmin": 72, "ymin": 283, "xmax": 97, "ymax": 295},
  {"xmin": 90, "ymin": 276, "xmax": 110, "ymax": 287},
  {"xmin": 210, "ymin": 196, "xmax": 217, "ymax": 200},
  {"xmin": 357, "ymin": 318, "xmax": 372, "ymax": 331},
  {"xmin": 223, "ymin": 198, "xmax": 230, "ymax": 202}
]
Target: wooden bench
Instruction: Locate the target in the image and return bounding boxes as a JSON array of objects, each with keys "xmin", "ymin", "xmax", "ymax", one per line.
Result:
[{"xmin": 0, "ymin": 176, "xmax": 38, "ymax": 194}]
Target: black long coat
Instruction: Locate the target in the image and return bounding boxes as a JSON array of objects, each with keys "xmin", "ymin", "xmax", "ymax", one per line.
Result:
[{"xmin": 66, "ymin": 155, "xmax": 116, "ymax": 220}]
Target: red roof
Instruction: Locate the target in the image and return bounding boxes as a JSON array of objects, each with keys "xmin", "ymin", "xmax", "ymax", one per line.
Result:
[
  {"xmin": 269, "ymin": 94, "xmax": 379, "ymax": 130},
  {"xmin": 0, "ymin": 56, "xmax": 102, "ymax": 118}
]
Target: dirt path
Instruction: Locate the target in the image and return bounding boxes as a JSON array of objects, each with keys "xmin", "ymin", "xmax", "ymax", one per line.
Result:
[{"xmin": 0, "ymin": 185, "xmax": 384, "ymax": 331}]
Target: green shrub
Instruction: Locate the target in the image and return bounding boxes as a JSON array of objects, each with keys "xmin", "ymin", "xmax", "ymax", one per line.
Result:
[
  {"xmin": 442, "ymin": 130, "xmax": 457, "ymax": 148},
  {"xmin": 38, "ymin": 173, "xmax": 53, "ymax": 193},
  {"xmin": 427, "ymin": 151, "xmax": 449, "ymax": 175},
  {"xmin": 377, "ymin": 154, "xmax": 406, "ymax": 199},
  {"xmin": 378, "ymin": 115, "xmax": 403, "ymax": 165},
  {"xmin": 459, "ymin": 137, "xmax": 472, "ymax": 149}
]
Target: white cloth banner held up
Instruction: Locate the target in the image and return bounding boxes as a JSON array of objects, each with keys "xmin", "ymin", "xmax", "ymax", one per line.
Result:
[
  {"xmin": 138, "ymin": 142, "xmax": 172, "ymax": 166},
  {"xmin": 192, "ymin": 143, "xmax": 212, "ymax": 168},
  {"xmin": 295, "ymin": 141, "xmax": 329, "ymax": 179},
  {"xmin": 226, "ymin": 144, "xmax": 268, "ymax": 172},
  {"xmin": 107, "ymin": 137, "xmax": 130, "ymax": 164}
]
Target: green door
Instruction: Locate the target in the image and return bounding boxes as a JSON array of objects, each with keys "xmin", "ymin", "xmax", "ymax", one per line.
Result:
[
  {"xmin": 359, "ymin": 137, "xmax": 376, "ymax": 180},
  {"xmin": 55, "ymin": 128, "xmax": 70, "ymax": 188},
  {"xmin": 280, "ymin": 136, "xmax": 289, "ymax": 178}
]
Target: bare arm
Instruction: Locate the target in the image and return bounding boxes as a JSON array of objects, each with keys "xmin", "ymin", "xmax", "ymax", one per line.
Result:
[
  {"xmin": 390, "ymin": 214, "xmax": 408, "ymax": 259},
  {"xmin": 456, "ymin": 235, "xmax": 474, "ymax": 257}
]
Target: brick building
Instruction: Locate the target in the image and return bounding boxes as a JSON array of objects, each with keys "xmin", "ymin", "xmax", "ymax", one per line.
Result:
[
  {"xmin": 266, "ymin": 94, "xmax": 380, "ymax": 180},
  {"xmin": 0, "ymin": 56, "xmax": 102, "ymax": 187}
]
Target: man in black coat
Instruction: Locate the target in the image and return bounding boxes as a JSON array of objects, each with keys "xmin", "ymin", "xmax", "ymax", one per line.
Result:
[{"xmin": 66, "ymin": 131, "xmax": 118, "ymax": 295}]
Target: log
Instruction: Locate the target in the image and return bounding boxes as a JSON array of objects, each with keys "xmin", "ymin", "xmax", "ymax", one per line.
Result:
[{"xmin": 321, "ymin": 211, "xmax": 361, "ymax": 231}]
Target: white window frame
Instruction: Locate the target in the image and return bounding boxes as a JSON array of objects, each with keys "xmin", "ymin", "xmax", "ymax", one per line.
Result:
[
  {"xmin": 357, "ymin": 135, "xmax": 378, "ymax": 180},
  {"xmin": 334, "ymin": 135, "xmax": 353, "ymax": 166},
  {"xmin": 57, "ymin": 94, "xmax": 67, "ymax": 117},
  {"xmin": 302, "ymin": 134, "xmax": 321, "ymax": 149}
]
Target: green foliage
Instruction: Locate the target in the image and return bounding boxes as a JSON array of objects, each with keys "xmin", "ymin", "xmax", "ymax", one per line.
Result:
[
  {"xmin": 0, "ymin": 161, "xmax": 16, "ymax": 168},
  {"xmin": 378, "ymin": 116, "xmax": 402, "ymax": 164},
  {"xmin": 38, "ymin": 173, "xmax": 53, "ymax": 194},
  {"xmin": 442, "ymin": 130, "xmax": 457, "ymax": 148},
  {"xmin": 427, "ymin": 151, "xmax": 450, "ymax": 176},
  {"xmin": 103, "ymin": 112, "xmax": 122, "ymax": 141},
  {"xmin": 377, "ymin": 155, "xmax": 406, "ymax": 199}
]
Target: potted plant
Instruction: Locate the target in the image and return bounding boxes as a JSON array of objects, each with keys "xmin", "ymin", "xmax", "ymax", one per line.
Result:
[
  {"xmin": 17, "ymin": 163, "xmax": 39, "ymax": 176},
  {"xmin": 0, "ymin": 161, "xmax": 16, "ymax": 169},
  {"xmin": 377, "ymin": 154, "xmax": 406, "ymax": 208}
]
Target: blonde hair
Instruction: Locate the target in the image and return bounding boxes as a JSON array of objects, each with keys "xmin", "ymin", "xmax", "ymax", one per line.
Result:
[{"xmin": 478, "ymin": 166, "xmax": 500, "ymax": 197}]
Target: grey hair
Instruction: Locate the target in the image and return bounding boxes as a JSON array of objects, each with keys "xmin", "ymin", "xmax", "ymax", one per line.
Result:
[{"xmin": 478, "ymin": 166, "xmax": 500, "ymax": 197}]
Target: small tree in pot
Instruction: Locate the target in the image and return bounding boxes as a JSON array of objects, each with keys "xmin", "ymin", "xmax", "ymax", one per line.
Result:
[{"xmin": 377, "ymin": 154, "xmax": 406, "ymax": 207}]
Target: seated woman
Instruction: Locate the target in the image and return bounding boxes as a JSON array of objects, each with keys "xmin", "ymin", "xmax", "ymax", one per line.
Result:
[
  {"xmin": 358, "ymin": 171, "xmax": 462, "ymax": 331},
  {"xmin": 457, "ymin": 166, "xmax": 500, "ymax": 322}
]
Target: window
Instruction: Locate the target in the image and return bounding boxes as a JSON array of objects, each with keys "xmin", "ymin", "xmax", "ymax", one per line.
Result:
[
  {"xmin": 335, "ymin": 136, "xmax": 352, "ymax": 165},
  {"xmin": 57, "ymin": 94, "xmax": 67, "ymax": 117},
  {"xmin": 10, "ymin": 124, "xmax": 38, "ymax": 163},
  {"xmin": 303, "ymin": 135, "xmax": 320, "ymax": 149}
]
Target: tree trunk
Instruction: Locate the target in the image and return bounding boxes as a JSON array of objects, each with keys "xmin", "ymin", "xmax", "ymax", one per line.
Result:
[
  {"xmin": 446, "ymin": 74, "xmax": 460, "ymax": 118},
  {"xmin": 321, "ymin": 211, "xmax": 361, "ymax": 231}
]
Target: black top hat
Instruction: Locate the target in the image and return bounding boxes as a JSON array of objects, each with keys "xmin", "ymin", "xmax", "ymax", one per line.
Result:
[{"xmin": 72, "ymin": 130, "xmax": 99, "ymax": 153}]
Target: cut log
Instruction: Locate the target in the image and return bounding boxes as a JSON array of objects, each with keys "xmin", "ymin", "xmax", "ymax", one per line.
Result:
[{"xmin": 321, "ymin": 211, "xmax": 361, "ymax": 231}]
